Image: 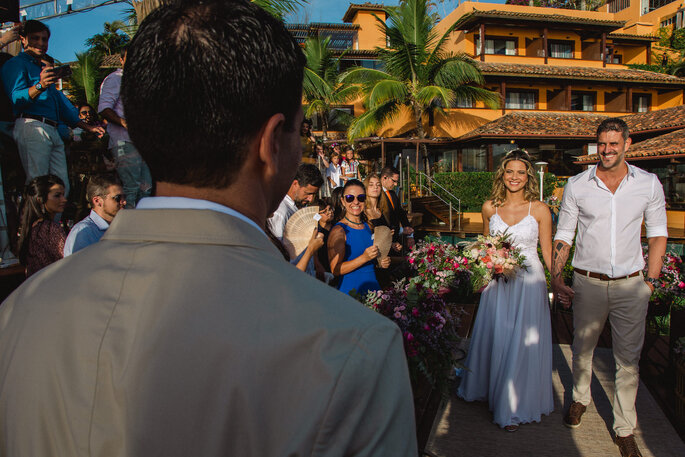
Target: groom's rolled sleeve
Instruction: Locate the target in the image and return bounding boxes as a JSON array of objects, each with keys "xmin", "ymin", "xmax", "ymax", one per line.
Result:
[
  {"xmin": 554, "ymin": 180, "xmax": 578, "ymax": 245},
  {"xmin": 644, "ymin": 174, "xmax": 668, "ymax": 239}
]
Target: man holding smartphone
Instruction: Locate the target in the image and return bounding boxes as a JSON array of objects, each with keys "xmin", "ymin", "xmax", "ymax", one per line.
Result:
[{"xmin": 1, "ymin": 20, "xmax": 104, "ymax": 197}]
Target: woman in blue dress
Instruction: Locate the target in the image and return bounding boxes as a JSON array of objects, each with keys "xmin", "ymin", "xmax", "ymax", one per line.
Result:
[{"xmin": 328, "ymin": 179, "xmax": 390, "ymax": 296}]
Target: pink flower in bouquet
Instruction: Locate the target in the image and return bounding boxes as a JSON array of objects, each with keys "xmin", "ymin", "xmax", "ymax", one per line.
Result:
[
  {"xmin": 409, "ymin": 258, "xmax": 415, "ymax": 264},
  {"xmin": 679, "ymin": 281, "xmax": 685, "ymax": 289},
  {"xmin": 486, "ymin": 262, "xmax": 493, "ymax": 269},
  {"xmin": 394, "ymin": 311, "xmax": 402, "ymax": 318},
  {"xmin": 412, "ymin": 308, "xmax": 419, "ymax": 316},
  {"xmin": 494, "ymin": 264, "xmax": 503, "ymax": 274}
]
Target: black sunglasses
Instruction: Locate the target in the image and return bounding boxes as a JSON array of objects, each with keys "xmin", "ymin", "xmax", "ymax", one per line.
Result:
[
  {"xmin": 108, "ymin": 194, "xmax": 125, "ymax": 203},
  {"xmin": 344, "ymin": 194, "xmax": 366, "ymax": 203}
]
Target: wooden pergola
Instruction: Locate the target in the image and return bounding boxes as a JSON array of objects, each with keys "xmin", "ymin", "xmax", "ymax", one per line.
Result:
[{"xmin": 353, "ymin": 136, "xmax": 458, "ymax": 173}]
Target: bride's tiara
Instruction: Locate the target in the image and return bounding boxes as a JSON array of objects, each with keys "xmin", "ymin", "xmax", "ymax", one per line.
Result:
[{"xmin": 504, "ymin": 149, "xmax": 531, "ymax": 162}]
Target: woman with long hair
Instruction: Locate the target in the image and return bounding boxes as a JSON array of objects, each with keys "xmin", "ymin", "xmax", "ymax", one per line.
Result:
[
  {"xmin": 328, "ymin": 179, "xmax": 390, "ymax": 296},
  {"xmin": 457, "ymin": 149, "xmax": 554, "ymax": 432},
  {"xmin": 18, "ymin": 174, "xmax": 68, "ymax": 277},
  {"xmin": 363, "ymin": 173, "xmax": 388, "ymax": 228}
]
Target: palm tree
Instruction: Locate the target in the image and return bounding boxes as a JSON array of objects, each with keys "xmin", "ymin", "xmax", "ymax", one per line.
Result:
[
  {"xmin": 302, "ymin": 36, "xmax": 360, "ymax": 139},
  {"xmin": 85, "ymin": 21, "xmax": 130, "ymax": 56},
  {"xmin": 70, "ymin": 52, "xmax": 104, "ymax": 108},
  {"xmin": 341, "ymin": 0, "xmax": 500, "ymax": 142}
]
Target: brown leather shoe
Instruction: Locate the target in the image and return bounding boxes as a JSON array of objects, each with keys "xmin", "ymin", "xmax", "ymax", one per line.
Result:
[
  {"xmin": 615, "ymin": 435, "xmax": 643, "ymax": 457},
  {"xmin": 563, "ymin": 401, "xmax": 586, "ymax": 428}
]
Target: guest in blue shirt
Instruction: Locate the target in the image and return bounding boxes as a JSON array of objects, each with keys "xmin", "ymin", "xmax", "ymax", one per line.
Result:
[
  {"xmin": 64, "ymin": 173, "xmax": 125, "ymax": 256},
  {"xmin": 1, "ymin": 20, "xmax": 104, "ymax": 197}
]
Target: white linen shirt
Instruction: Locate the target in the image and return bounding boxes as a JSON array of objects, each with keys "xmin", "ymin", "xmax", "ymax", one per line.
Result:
[
  {"xmin": 554, "ymin": 163, "xmax": 668, "ymax": 278},
  {"xmin": 98, "ymin": 69, "xmax": 129, "ymax": 149}
]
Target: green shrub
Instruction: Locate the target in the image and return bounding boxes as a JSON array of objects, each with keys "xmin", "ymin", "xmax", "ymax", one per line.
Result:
[{"xmin": 431, "ymin": 172, "xmax": 557, "ymax": 212}]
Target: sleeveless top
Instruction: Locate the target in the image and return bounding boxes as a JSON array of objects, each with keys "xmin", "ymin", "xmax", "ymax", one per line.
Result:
[
  {"xmin": 335, "ymin": 221, "xmax": 379, "ymax": 295},
  {"xmin": 490, "ymin": 202, "xmax": 540, "ymax": 269}
]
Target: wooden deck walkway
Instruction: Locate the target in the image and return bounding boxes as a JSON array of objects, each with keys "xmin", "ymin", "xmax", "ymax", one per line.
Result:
[{"xmin": 426, "ymin": 344, "xmax": 685, "ymax": 457}]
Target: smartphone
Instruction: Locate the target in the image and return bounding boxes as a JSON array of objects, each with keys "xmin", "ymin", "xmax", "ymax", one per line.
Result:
[{"xmin": 51, "ymin": 64, "xmax": 72, "ymax": 80}]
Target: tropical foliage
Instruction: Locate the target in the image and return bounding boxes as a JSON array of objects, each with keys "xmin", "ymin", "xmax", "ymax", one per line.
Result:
[
  {"xmin": 302, "ymin": 36, "xmax": 359, "ymax": 139},
  {"xmin": 69, "ymin": 52, "xmax": 104, "ymax": 108},
  {"xmin": 341, "ymin": 0, "xmax": 500, "ymax": 141},
  {"xmin": 85, "ymin": 21, "xmax": 130, "ymax": 56}
]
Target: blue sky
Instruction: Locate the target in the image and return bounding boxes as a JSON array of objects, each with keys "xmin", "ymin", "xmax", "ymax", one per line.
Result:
[{"xmin": 41, "ymin": 0, "xmax": 486, "ymax": 63}]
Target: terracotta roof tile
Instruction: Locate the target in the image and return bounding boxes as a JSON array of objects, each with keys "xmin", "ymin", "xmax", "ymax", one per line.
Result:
[
  {"xmin": 458, "ymin": 112, "xmax": 607, "ymax": 141},
  {"xmin": 575, "ymin": 128, "xmax": 685, "ymax": 162},
  {"xmin": 458, "ymin": 106, "xmax": 685, "ymax": 143},
  {"xmin": 621, "ymin": 105, "xmax": 685, "ymax": 133},
  {"xmin": 100, "ymin": 54, "xmax": 122, "ymax": 68},
  {"xmin": 608, "ymin": 33, "xmax": 659, "ymax": 42},
  {"xmin": 343, "ymin": 3, "xmax": 387, "ymax": 23},
  {"xmin": 453, "ymin": 10, "xmax": 625, "ymax": 29},
  {"xmin": 476, "ymin": 62, "xmax": 685, "ymax": 84}
]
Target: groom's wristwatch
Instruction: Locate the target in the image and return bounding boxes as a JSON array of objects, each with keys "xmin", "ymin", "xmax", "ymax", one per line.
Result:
[{"xmin": 646, "ymin": 277, "xmax": 659, "ymax": 289}]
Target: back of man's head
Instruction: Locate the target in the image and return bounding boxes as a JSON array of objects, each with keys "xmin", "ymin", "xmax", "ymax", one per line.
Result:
[
  {"xmin": 380, "ymin": 166, "xmax": 399, "ymax": 179},
  {"xmin": 86, "ymin": 173, "xmax": 123, "ymax": 206},
  {"xmin": 294, "ymin": 163, "xmax": 324, "ymax": 189},
  {"xmin": 122, "ymin": 0, "xmax": 305, "ymax": 189},
  {"xmin": 20, "ymin": 20, "xmax": 50, "ymax": 38},
  {"xmin": 597, "ymin": 117, "xmax": 629, "ymax": 141}
]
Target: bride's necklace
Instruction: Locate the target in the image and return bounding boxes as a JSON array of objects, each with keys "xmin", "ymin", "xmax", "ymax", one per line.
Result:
[{"xmin": 344, "ymin": 217, "xmax": 364, "ymax": 226}]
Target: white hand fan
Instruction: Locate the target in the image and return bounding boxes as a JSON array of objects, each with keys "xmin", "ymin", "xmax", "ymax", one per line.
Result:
[
  {"xmin": 283, "ymin": 206, "xmax": 320, "ymax": 259},
  {"xmin": 373, "ymin": 225, "xmax": 393, "ymax": 260}
]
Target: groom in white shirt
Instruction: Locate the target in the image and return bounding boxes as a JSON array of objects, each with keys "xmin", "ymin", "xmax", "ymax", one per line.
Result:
[{"xmin": 552, "ymin": 117, "xmax": 667, "ymax": 457}]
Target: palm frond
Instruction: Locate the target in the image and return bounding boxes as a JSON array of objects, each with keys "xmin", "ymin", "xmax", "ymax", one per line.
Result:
[
  {"xmin": 416, "ymin": 85, "xmax": 454, "ymax": 108},
  {"xmin": 252, "ymin": 0, "xmax": 304, "ymax": 19},
  {"xmin": 452, "ymin": 85, "xmax": 502, "ymax": 109},
  {"xmin": 339, "ymin": 67, "xmax": 395, "ymax": 85},
  {"xmin": 70, "ymin": 52, "xmax": 103, "ymax": 107},
  {"xmin": 432, "ymin": 55, "xmax": 486, "ymax": 88},
  {"xmin": 369, "ymin": 80, "xmax": 409, "ymax": 108},
  {"xmin": 348, "ymin": 100, "xmax": 402, "ymax": 140}
]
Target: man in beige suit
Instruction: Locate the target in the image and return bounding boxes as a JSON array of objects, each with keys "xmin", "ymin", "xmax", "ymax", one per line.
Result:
[{"xmin": 0, "ymin": 1, "xmax": 417, "ymax": 456}]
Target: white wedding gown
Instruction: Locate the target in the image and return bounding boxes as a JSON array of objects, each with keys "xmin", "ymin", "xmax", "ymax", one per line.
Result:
[{"xmin": 457, "ymin": 203, "xmax": 554, "ymax": 428}]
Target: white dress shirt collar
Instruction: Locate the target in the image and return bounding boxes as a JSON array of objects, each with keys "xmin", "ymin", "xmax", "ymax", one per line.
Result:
[{"xmin": 136, "ymin": 196, "xmax": 266, "ymax": 237}]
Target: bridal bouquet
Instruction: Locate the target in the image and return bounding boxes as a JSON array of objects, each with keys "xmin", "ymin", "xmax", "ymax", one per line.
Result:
[
  {"xmin": 407, "ymin": 239, "xmax": 471, "ymax": 295},
  {"xmin": 463, "ymin": 232, "xmax": 527, "ymax": 292}
]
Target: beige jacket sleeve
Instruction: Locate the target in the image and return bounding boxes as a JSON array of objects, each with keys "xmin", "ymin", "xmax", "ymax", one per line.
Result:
[{"xmin": 312, "ymin": 323, "xmax": 418, "ymax": 457}]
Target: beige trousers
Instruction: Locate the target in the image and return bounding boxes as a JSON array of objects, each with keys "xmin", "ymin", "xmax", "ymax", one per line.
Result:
[{"xmin": 571, "ymin": 272, "xmax": 652, "ymax": 437}]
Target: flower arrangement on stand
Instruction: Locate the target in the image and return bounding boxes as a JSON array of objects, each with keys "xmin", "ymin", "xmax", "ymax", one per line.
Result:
[
  {"xmin": 643, "ymin": 252, "xmax": 685, "ymax": 337},
  {"xmin": 406, "ymin": 239, "xmax": 471, "ymax": 297},
  {"xmin": 363, "ymin": 280, "xmax": 461, "ymax": 393},
  {"xmin": 463, "ymin": 232, "xmax": 528, "ymax": 292}
]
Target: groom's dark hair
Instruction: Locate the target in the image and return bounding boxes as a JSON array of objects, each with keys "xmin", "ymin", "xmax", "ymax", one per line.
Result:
[
  {"xmin": 122, "ymin": 0, "xmax": 305, "ymax": 189},
  {"xmin": 597, "ymin": 118, "xmax": 630, "ymax": 141}
]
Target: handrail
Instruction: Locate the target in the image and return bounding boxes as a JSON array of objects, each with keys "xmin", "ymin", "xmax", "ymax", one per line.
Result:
[
  {"xmin": 416, "ymin": 171, "xmax": 461, "ymax": 208},
  {"xmin": 407, "ymin": 164, "xmax": 462, "ymax": 231}
]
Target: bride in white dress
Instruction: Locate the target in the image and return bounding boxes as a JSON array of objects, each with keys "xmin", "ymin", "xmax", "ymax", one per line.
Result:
[{"xmin": 458, "ymin": 149, "xmax": 554, "ymax": 432}]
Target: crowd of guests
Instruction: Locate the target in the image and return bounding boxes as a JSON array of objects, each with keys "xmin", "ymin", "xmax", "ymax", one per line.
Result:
[
  {"xmin": 0, "ymin": 20, "xmax": 151, "ymax": 276},
  {"xmin": 267, "ymin": 162, "xmax": 414, "ymax": 296}
]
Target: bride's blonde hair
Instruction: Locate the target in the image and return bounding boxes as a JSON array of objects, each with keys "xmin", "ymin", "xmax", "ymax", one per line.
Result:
[{"xmin": 490, "ymin": 149, "xmax": 539, "ymax": 207}]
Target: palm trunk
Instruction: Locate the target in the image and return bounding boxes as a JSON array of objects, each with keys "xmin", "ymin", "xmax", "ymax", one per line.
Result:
[
  {"xmin": 322, "ymin": 111, "xmax": 329, "ymax": 141},
  {"xmin": 414, "ymin": 105, "xmax": 429, "ymax": 179}
]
